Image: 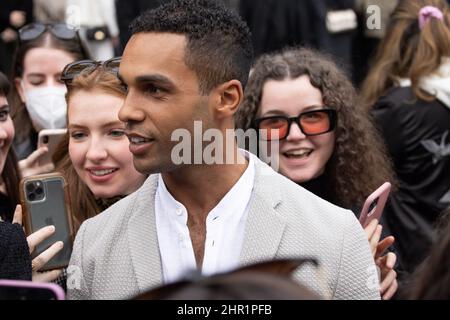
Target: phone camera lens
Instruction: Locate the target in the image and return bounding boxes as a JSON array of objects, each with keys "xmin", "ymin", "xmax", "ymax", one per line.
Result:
[
  {"xmin": 35, "ymin": 187, "xmax": 43, "ymax": 195},
  {"xmin": 43, "ymin": 136, "xmax": 49, "ymax": 144},
  {"xmin": 28, "ymin": 193, "xmax": 36, "ymax": 201},
  {"xmin": 26, "ymin": 183, "xmax": 35, "ymax": 193}
]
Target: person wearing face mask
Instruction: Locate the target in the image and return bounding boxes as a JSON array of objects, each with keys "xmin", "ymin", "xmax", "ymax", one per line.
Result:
[
  {"xmin": 19, "ymin": 82, "xmax": 68, "ymax": 131},
  {"xmin": 9, "ymin": 22, "xmax": 89, "ymax": 176}
]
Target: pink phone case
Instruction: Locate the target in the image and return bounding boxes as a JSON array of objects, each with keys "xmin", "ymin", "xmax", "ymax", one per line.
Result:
[
  {"xmin": 359, "ymin": 182, "xmax": 391, "ymax": 228},
  {"xmin": 0, "ymin": 279, "xmax": 65, "ymax": 300}
]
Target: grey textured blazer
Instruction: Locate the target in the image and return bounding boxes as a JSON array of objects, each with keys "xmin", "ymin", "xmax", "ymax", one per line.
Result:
[{"xmin": 67, "ymin": 158, "xmax": 380, "ymax": 300}]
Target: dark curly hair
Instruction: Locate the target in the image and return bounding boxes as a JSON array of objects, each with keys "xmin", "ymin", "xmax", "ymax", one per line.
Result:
[
  {"xmin": 130, "ymin": 0, "xmax": 253, "ymax": 93},
  {"xmin": 235, "ymin": 47, "xmax": 395, "ymax": 209}
]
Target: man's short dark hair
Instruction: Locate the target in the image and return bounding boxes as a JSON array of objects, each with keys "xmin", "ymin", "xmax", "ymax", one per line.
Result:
[{"xmin": 130, "ymin": 0, "xmax": 253, "ymax": 94}]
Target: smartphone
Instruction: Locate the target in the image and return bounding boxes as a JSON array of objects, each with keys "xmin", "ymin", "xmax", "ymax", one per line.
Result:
[
  {"xmin": 19, "ymin": 172, "xmax": 74, "ymax": 271},
  {"xmin": 0, "ymin": 280, "xmax": 65, "ymax": 300},
  {"xmin": 37, "ymin": 129, "xmax": 67, "ymax": 166},
  {"xmin": 359, "ymin": 182, "xmax": 391, "ymax": 228}
]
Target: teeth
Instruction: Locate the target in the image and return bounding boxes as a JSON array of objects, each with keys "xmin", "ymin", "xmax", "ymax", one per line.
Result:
[
  {"xmin": 285, "ymin": 150, "xmax": 312, "ymax": 157},
  {"xmin": 130, "ymin": 137, "xmax": 150, "ymax": 144},
  {"xmin": 90, "ymin": 169, "xmax": 116, "ymax": 176}
]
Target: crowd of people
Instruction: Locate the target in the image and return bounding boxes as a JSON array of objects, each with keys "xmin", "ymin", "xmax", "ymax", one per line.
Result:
[{"xmin": 0, "ymin": 0, "xmax": 449, "ymax": 300}]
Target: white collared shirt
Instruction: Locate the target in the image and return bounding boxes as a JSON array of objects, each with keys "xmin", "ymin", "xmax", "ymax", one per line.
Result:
[{"xmin": 155, "ymin": 150, "xmax": 255, "ymax": 284}]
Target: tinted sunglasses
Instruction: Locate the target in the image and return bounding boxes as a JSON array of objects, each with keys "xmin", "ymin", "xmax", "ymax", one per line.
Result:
[
  {"xmin": 254, "ymin": 109, "xmax": 337, "ymax": 141},
  {"xmin": 19, "ymin": 23, "xmax": 78, "ymax": 42},
  {"xmin": 61, "ymin": 57, "xmax": 121, "ymax": 85}
]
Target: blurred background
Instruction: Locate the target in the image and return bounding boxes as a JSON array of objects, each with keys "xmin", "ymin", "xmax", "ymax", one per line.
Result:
[{"xmin": 0, "ymin": 0, "xmax": 406, "ymax": 87}]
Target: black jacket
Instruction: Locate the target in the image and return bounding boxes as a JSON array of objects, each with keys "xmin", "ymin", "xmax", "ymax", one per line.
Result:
[
  {"xmin": 372, "ymin": 86, "xmax": 450, "ymax": 274},
  {"xmin": 239, "ymin": 0, "xmax": 355, "ymax": 69},
  {"xmin": 0, "ymin": 222, "xmax": 32, "ymax": 280}
]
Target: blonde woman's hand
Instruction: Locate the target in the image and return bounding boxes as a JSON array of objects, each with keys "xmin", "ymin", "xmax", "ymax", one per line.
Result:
[
  {"xmin": 13, "ymin": 205, "xmax": 63, "ymax": 282},
  {"xmin": 18, "ymin": 147, "xmax": 55, "ymax": 177}
]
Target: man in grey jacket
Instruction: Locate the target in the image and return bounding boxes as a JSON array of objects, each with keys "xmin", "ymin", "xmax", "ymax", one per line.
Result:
[{"xmin": 67, "ymin": 0, "xmax": 380, "ymax": 300}]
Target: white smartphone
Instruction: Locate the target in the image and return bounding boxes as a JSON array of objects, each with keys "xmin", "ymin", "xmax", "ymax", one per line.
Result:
[{"xmin": 37, "ymin": 129, "xmax": 67, "ymax": 166}]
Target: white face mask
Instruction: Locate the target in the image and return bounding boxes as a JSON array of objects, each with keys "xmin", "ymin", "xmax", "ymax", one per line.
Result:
[{"xmin": 23, "ymin": 86, "xmax": 68, "ymax": 131}]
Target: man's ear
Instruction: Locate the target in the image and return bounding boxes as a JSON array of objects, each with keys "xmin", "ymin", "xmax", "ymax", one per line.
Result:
[
  {"xmin": 212, "ymin": 79, "xmax": 243, "ymax": 119},
  {"xmin": 14, "ymin": 77, "xmax": 26, "ymax": 103}
]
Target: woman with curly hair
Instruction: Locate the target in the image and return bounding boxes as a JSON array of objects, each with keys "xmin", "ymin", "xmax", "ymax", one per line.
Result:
[
  {"xmin": 236, "ymin": 47, "xmax": 393, "ymax": 211},
  {"xmin": 235, "ymin": 47, "xmax": 398, "ymax": 299}
]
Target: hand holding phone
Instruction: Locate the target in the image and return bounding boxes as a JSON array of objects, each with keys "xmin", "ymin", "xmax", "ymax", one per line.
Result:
[
  {"xmin": 18, "ymin": 147, "xmax": 55, "ymax": 178},
  {"xmin": 37, "ymin": 128, "xmax": 67, "ymax": 167},
  {"xmin": 19, "ymin": 172, "xmax": 74, "ymax": 271},
  {"xmin": 359, "ymin": 182, "xmax": 392, "ymax": 228},
  {"xmin": 12, "ymin": 205, "xmax": 63, "ymax": 281}
]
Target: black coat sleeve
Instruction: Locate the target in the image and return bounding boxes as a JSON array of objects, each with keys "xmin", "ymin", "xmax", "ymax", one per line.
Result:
[{"xmin": 0, "ymin": 222, "xmax": 32, "ymax": 280}]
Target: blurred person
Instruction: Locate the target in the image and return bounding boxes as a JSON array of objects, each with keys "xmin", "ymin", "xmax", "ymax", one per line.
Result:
[
  {"xmin": 235, "ymin": 47, "xmax": 398, "ymax": 299},
  {"xmin": 68, "ymin": 0, "xmax": 379, "ymax": 300},
  {"xmin": 239, "ymin": 0, "xmax": 356, "ymax": 72},
  {"xmin": 66, "ymin": 0, "xmax": 119, "ymax": 60},
  {"xmin": 352, "ymin": 0, "xmax": 399, "ymax": 85},
  {"xmin": 0, "ymin": 71, "xmax": 63, "ymax": 282},
  {"xmin": 239, "ymin": 0, "xmax": 313, "ymax": 58},
  {"xmin": 9, "ymin": 22, "xmax": 88, "ymax": 176},
  {"xmin": 0, "ymin": 0, "xmax": 33, "ymax": 75},
  {"xmin": 360, "ymin": 0, "xmax": 450, "ymax": 275},
  {"xmin": 407, "ymin": 207, "xmax": 450, "ymax": 299},
  {"xmin": 115, "ymin": 0, "xmax": 161, "ymax": 54},
  {"xmin": 34, "ymin": 0, "xmax": 67, "ymax": 24}
]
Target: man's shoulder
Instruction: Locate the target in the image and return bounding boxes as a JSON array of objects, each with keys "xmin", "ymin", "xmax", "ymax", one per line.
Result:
[
  {"xmin": 84, "ymin": 191, "xmax": 137, "ymax": 228},
  {"xmin": 252, "ymin": 159, "xmax": 356, "ymax": 250},
  {"xmin": 253, "ymin": 161, "xmax": 351, "ymax": 223},
  {"xmin": 251, "ymin": 161, "xmax": 379, "ymax": 299},
  {"xmin": 78, "ymin": 175, "xmax": 155, "ymax": 238}
]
